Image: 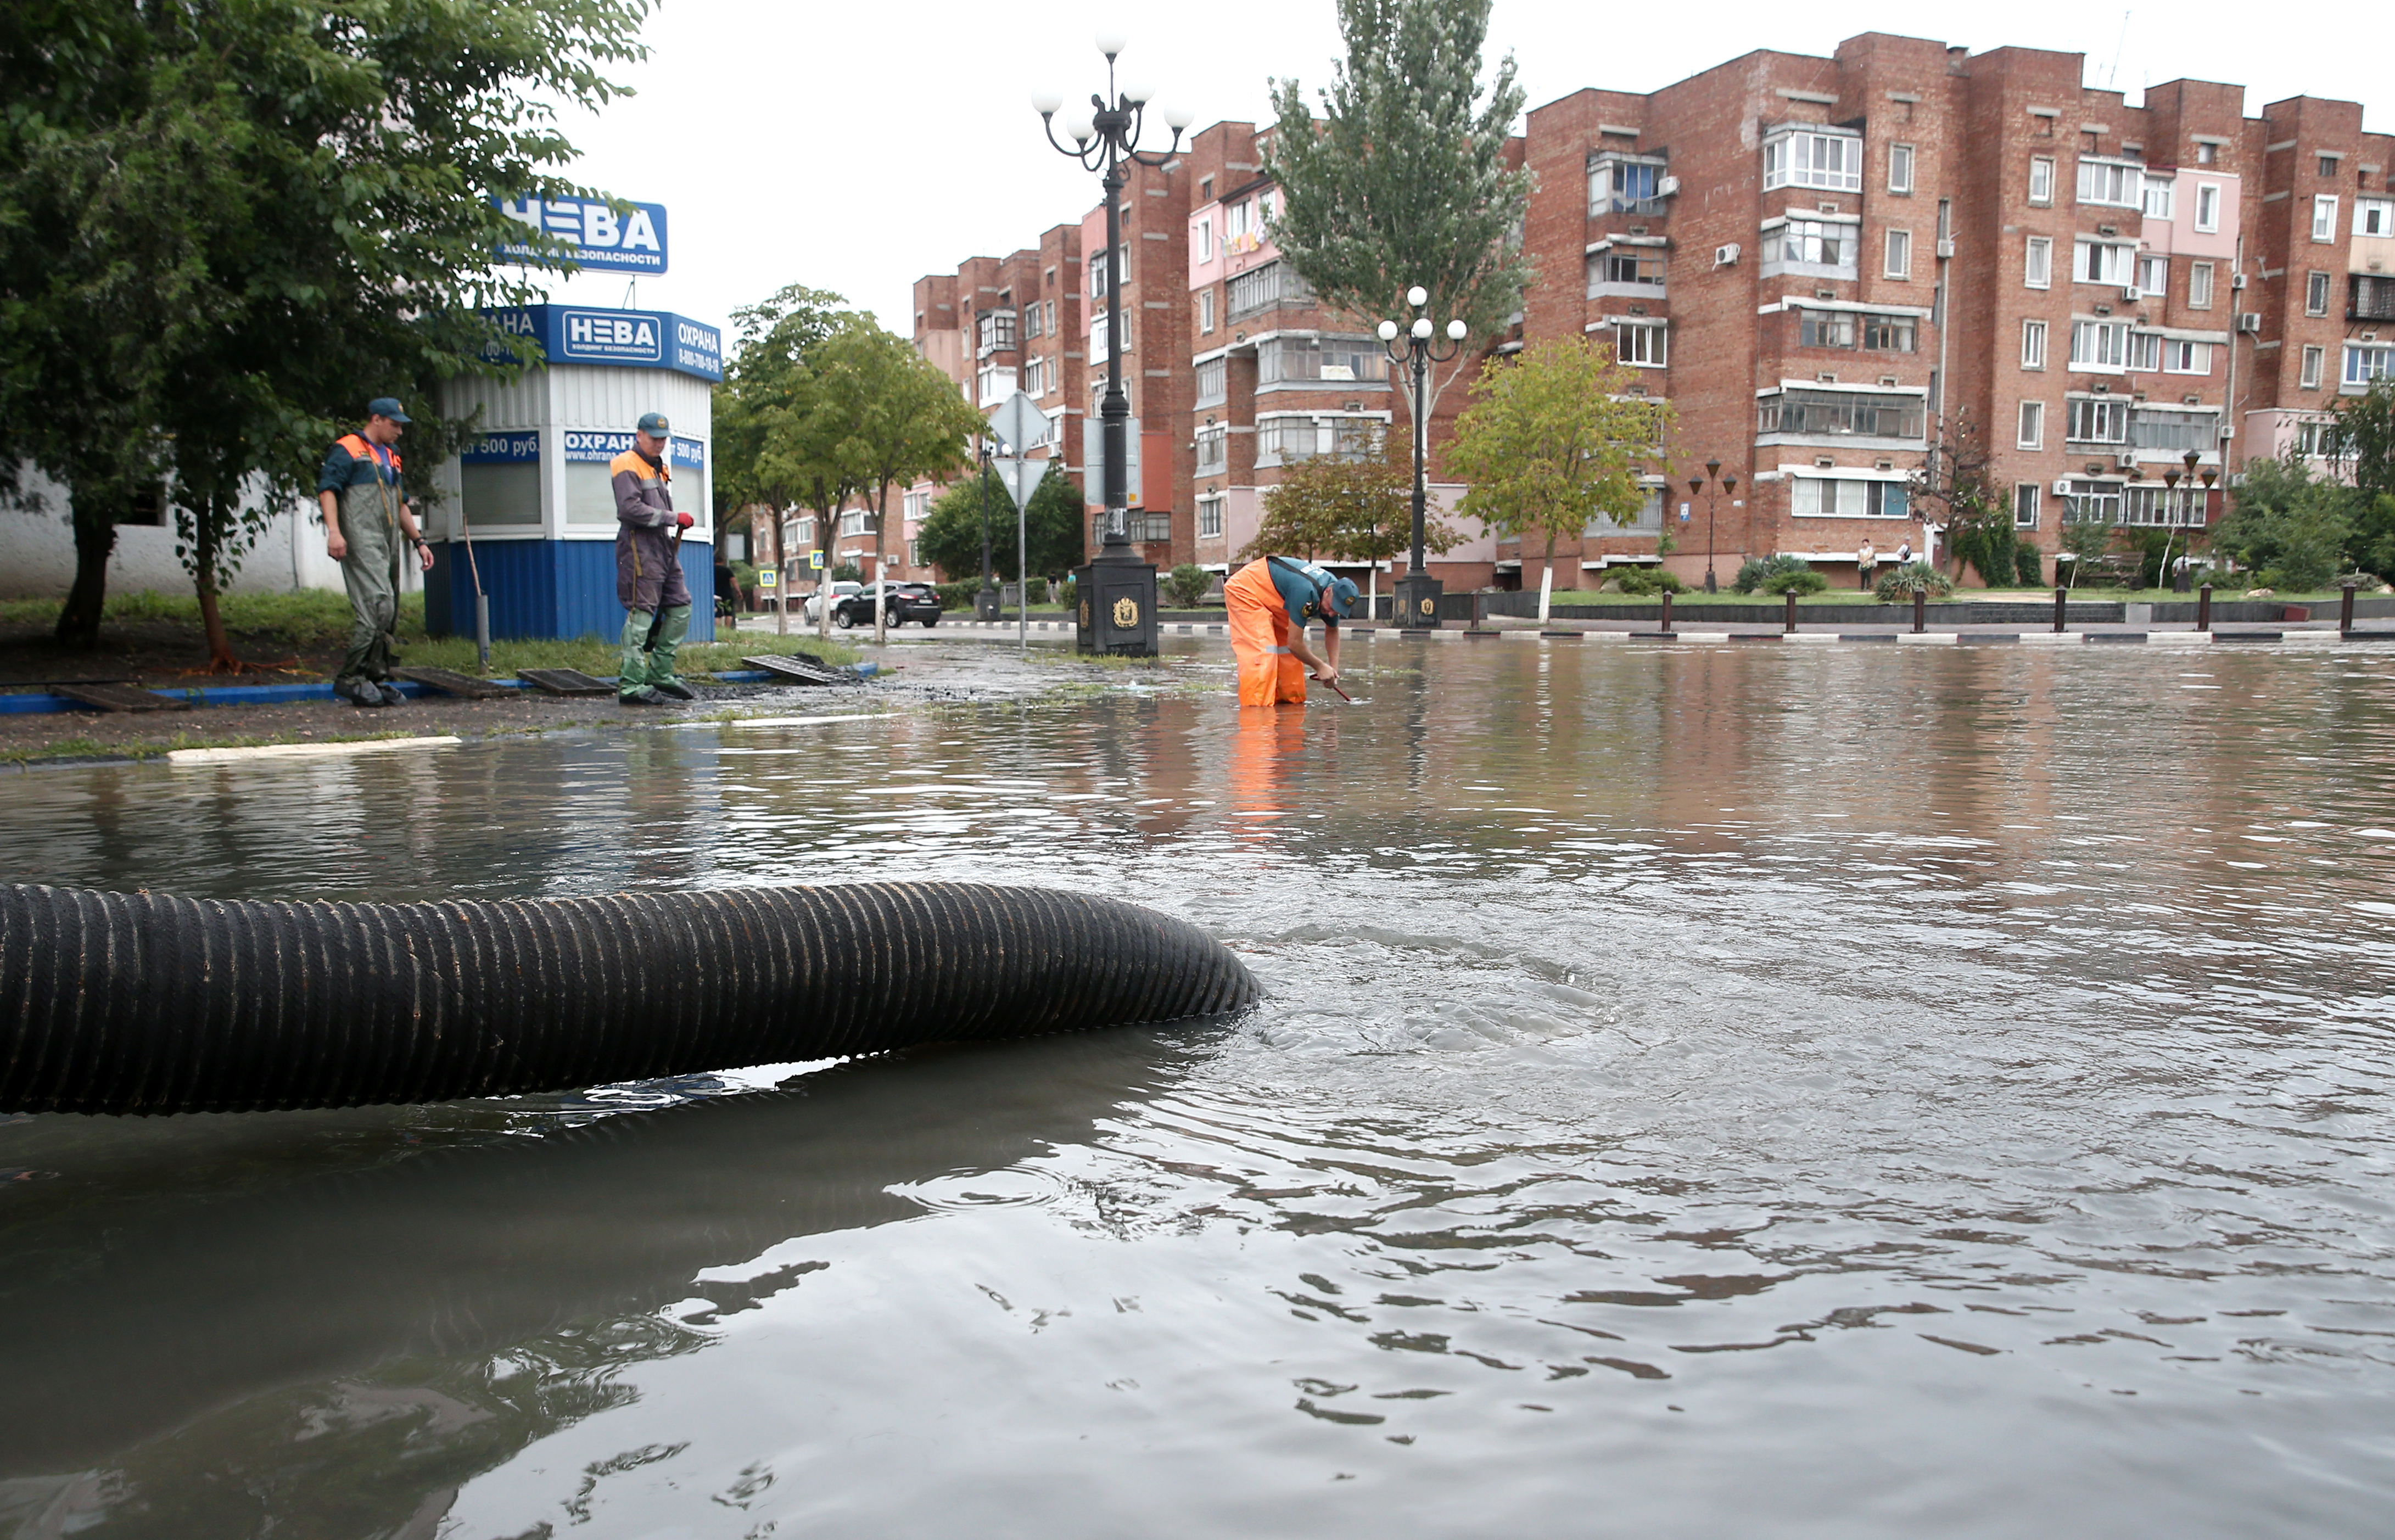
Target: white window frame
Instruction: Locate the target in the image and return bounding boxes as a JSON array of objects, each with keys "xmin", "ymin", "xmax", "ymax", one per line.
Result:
[
  {"xmin": 2066, "ymin": 397, "xmax": 2131, "ymax": 443},
  {"xmin": 2301, "ymin": 345, "xmax": 2325, "ymax": 390},
  {"xmin": 2070, "ymin": 320, "xmax": 2130, "ymax": 371},
  {"xmin": 1789, "ymin": 475, "xmax": 1912, "ymax": 519},
  {"xmin": 2022, "ymin": 319, "xmax": 2048, "ymax": 369},
  {"xmin": 1194, "ymin": 422, "xmax": 1228, "ymax": 476},
  {"xmin": 1198, "ymin": 289, "xmax": 1215, "ymax": 335},
  {"xmin": 2194, "ymin": 183, "xmax": 2221, "ymax": 233},
  {"xmin": 1778, "ymin": 219, "xmax": 1848, "ymax": 267},
  {"xmin": 2025, "ymin": 236, "xmax": 2053, "ymax": 289},
  {"xmin": 1196, "ymin": 494, "xmax": 1224, "ymax": 539},
  {"xmin": 2307, "ymin": 271, "xmax": 2331, "ymax": 316},
  {"xmin": 1884, "ymin": 228, "xmax": 1912, "ymax": 278},
  {"xmin": 2127, "ymin": 331, "xmax": 2161, "ymax": 372},
  {"xmin": 1888, "ymin": 142, "xmax": 1915, "ymax": 195},
  {"xmin": 2360, "ymin": 198, "xmax": 2395, "ymax": 238},
  {"xmin": 2018, "ymin": 399, "xmax": 2045, "ymax": 449},
  {"xmin": 2029, "ymin": 156, "xmax": 2056, "ymax": 206},
  {"xmin": 2075, "ymin": 158, "xmax": 2144, "ymax": 209},
  {"xmin": 2142, "ymin": 178, "xmax": 2175, "ymax": 220},
  {"xmin": 2313, "ymin": 194, "xmax": 2340, "ymax": 243},
  {"xmin": 1762, "ymin": 127, "xmax": 1863, "ymax": 192},
  {"xmin": 1615, "ymin": 320, "xmax": 1668, "ymax": 368},
  {"xmin": 2136, "ymin": 253, "xmax": 2168, "ymax": 298},
  {"xmin": 2075, "ymin": 238, "xmax": 2136, "ymax": 285},
  {"xmin": 2163, "ymin": 339, "xmax": 2211, "ymax": 375},
  {"xmin": 2015, "ymin": 484, "xmax": 2042, "ymax": 529},
  {"xmin": 2189, "ymin": 261, "xmax": 2214, "ymax": 310},
  {"xmin": 2347, "ymin": 344, "xmax": 2395, "ymax": 388},
  {"xmin": 1195, "ymin": 217, "xmax": 1212, "ymax": 262}
]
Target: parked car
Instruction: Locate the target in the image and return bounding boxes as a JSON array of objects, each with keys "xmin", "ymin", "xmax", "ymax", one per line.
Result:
[
  {"xmin": 833, "ymin": 581, "xmax": 942, "ymax": 629},
  {"xmin": 799, "ymin": 581, "xmax": 863, "ymax": 624}
]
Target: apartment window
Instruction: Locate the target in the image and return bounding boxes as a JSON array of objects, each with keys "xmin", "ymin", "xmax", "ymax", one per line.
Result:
[
  {"xmin": 2189, "ymin": 261, "xmax": 2214, "ymax": 309},
  {"xmin": 2142, "ymin": 178, "xmax": 2175, "ymax": 220},
  {"xmin": 1586, "ymin": 250, "xmax": 1666, "ymax": 290},
  {"xmin": 2129, "ymin": 407, "xmax": 2219, "ymax": 454},
  {"xmin": 2025, "ymin": 236, "xmax": 2053, "ymax": 289},
  {"xmin": 1801, "ymin": 310, "xmax": 1855, "ymax": 349},
  {"xmin": 2295, "ymin": 418, "xmax": 2335, "ymax": 456},
  {"xmin": 1257, "ymin": 415, "xmax": 1380, "ymax": 464},
  {"xmin": 1885, "ymin": 228, "xmax": 1912, "ymax": 278},
  {"xmin": 2195, "ymin": 141, "xmax": 2218, "ymax": 165},
  {"xmin": 1763, "ymin": 129, "xmax": 1862, "ymax": 192},
  {"xmin": 1780, "ymin": 219, "xmax": 1846, "ymax": 266},
  {"xmin": 2163, "ymin": 340, "xmax": 2212, "ymax": 375},
  {"xmin": 1226, "ymin": 199, "xmax": 1251, "ymax": 244},
  {"xmin": 1021, "ymin": 355, "xmax": 1048, "ymax": 398},
  {"xmin": 1194, "ymin": 356, "xmax": 1226, "ymax": 407},
  {"xmin": 976, "ymin": 309, "xmax": 1019, "ymax": 353},
  {"xmin": 1756, "ymin": 388, "xmax": 1926, "ymax": 440},
  {"xmin": 1588, "ymin": 158, "xmax": 1665, "ymax": 215},
  {"xmin": 2062, "ymin": 480, "xmax": 2124, "ymax": 523},
  {"xmin": 2354, "ymin": 275, "xmax": 2395, "ymax": 322},
  {"xmin": 2022, "ymin": 319, "xmax": 2048, "ymax": 369},
  {"xmin": 2066, "ymin": 397, "xmax": 2131, "ymax": 443},
  {"xmin": 2018, "ymin": 399, "xmax": 2046, "ymax": 449},
  {"xmin": 1197, "ymin": 495, "xmax": 1224, "ymax": 539},
  {"xmin": 1089, "ymin": 251, "xmax": 1108, "ymax": 298},
  {"xmin": 2348, "ymin": 344, "xmax": 2395, "ymax": 387},
  {"xmin": 1023, "ymin": 304, "xmax": 1043, "ymax": 340},
  {"xmin": 1888, "ymin": 143, "xmax": 1915, "ymax": 194},
  {"xmin": 2314, "ymin": 195, "xmax": 2340, "ymax": 243},
  {"xmin": 2194, "ymin": 183, "xmax": 2221, "ymax": 233},
  {"xmin": 975, "ymin": 363, "xmax": 1018, "ymax": 407},
  {"xmin": 2015, "ymin": 484, "xmax": 2042, "ymax": 528},
  {"xmin": 1790, "ymin": 477, "xmax": 1910, "ymax": 517},
  {"xmin": 1089, "ymin": 313, "xmax": 1111, "ymax": 363},
  {"xmin": 2076, "ymin": 158, "xmax": 2143, "ymax": 208},
  {"xmin": 1862, "ymin": 313, "xmax": 1917, "ymax": 352},
  {"xmin": 2075, "ymin": 239, "xmax": 2135, "ymax": 285},
  {"xmin": 1258, "ymin": 333, "xmax": 1385, "ymax": 384},
  {"xmin": 1195, "ymin": 217, "xmax": 1213, "ymax": 262},
  {"xmin": 2029, "ymin": 156, "xmax": 2056, "ymax": 206},
  {"xmin": 1615, "ymin": 320, "xmax": 1667, "ymax": 367},
  {"xmin": 2136, "ymin": 254, "xmax": 2168, "ymax": 296},
  {"xmin": 1226, "ymin": 260, "xmax": 1313, "ymax": 318},
  {"xmin": 2307, "ymin": 271, "xmax": 2331, "ymax": 316},
  {"xmin": 2320, "ymin": 154, "xmax": 2341, "ymax": 179},
  {"xmin": 2360, "ymin": 198, "xmax": 2395, "ymax": 238},
  {"xmin": 2127, "ymin": 331, "xmax": 2161, "ymax": 372},
  {"xmin": 1194, "ymin": 422, "xmax": 1228, "ymax": 475},
  {"xmin": 838, "ymin": 509, "xmax": 872, "ymax": 537},
  {"xmin": 2302, "ymin": 345, "xmax": 2326, "ymax": 390}
]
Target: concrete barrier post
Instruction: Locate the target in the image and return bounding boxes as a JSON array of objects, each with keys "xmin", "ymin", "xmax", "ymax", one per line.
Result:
[
  {"xmin": 2053, "ymin": 585, "xmax": 2068, "ymax": 634},
  {"xmin": 2197, "ymin": 584, "xmax": 2211, "ymax": 633},
  {"xmin": 1785, "ymin": 590, "xmax": 1798, "ymax": 634},
  {"xmin": 1913, "ymin": 588, "xmax": 1926, "ymax": 634},
  {"xmin": 1661, "ymin": 589, "xmax": 1674, "ymax": 633}
]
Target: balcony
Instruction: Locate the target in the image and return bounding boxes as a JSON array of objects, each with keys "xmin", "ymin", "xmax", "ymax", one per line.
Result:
[
  {"xmin": 1754, "ymin": 388, "xmax": 1925, "ymax": 445},
  {"xmin": 2353, "ymin": 275, "xmax": 2395, "ymax": 323},
  {"xmin": 1227, "ymin": 261, "xmax": 1315, "ymax": 322}
]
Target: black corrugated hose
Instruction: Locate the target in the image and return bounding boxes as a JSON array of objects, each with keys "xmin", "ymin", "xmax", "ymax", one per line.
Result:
[{"xmin": 0, "ymin": 882, "xmax": 1257, "ymax": 1116}]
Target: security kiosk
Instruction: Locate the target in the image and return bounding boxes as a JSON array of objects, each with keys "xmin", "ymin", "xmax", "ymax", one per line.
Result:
[{"xmin": 422, "ymin": 303, "xmax": 723, "ymax": 642}]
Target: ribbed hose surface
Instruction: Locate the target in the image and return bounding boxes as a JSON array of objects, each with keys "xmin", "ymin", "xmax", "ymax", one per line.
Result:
[{"xmin": 0, "ymin": 882, "xmax": 1257, "ymax": 1116}]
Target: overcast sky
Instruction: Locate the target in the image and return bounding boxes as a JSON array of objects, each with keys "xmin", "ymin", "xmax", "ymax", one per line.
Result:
[{"xmin": 523, "ymin": 0, "xmax": 2387, "ymax": 339}]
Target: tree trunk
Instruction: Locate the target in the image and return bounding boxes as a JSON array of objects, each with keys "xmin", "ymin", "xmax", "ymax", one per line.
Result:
[
  {"xmin": 774, "ymin": 505, "xmax": 787, "ymax": 637},
  {"xmin": 56, "ymin": 490, "xmax": 122, "ymax": 649},
  {"xmin": 1538, "ymin": 530, "xmax": 1557, "ymax": 624},
  {"xmin": 195, "ymin": 494, "xmax": 240, "ymax": 673},
  {"xmin": 815, "ymin": 505, "xmax": 835, "ymax": 640}
]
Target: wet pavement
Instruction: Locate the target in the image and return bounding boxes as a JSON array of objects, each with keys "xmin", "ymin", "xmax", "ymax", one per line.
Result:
[{"xmin": 1, "ymin": 635, "xmax": 2392, "ymax": 1537}]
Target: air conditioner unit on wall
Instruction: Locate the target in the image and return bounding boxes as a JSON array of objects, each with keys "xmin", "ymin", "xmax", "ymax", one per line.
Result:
[
  {"xmin": 2053, "ymin": 478, "xmax": 2074, "ymax": 495},
  {"xmin": 1936, "ymin": 238, "xmax": 1956, "ymax": 259},
  {"xmin": 2116, "ymin": 452, "xmax": 2137, "ymax": 470},
  {"xmin": 2237, "ymin": 313, "xmax": 2262, "ymax": 333},
  {"xmin": 2122, "ymin": 285, "xmax": 2141, "ymax": 303},
  {"xmin": 1658, "ymin": 175, "xmax": 1681, "ymax": 198},
  {"xmin": 1714, "ymin": 243, "xmax": 1741, "ymax": 267}
]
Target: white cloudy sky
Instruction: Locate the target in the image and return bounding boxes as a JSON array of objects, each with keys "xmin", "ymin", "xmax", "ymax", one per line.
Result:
[{"xmin": 525, "ymin": 0, "xmax": 2387, "ymax": 337}]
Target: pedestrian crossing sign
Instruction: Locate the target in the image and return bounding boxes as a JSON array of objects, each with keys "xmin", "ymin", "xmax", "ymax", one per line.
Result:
[{"xmin": 808, "ymin": 551, "xmax": 825, "ymax": 570}]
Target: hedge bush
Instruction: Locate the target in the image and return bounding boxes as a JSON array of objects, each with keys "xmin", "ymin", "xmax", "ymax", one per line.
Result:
[
  {"xmin": 1760, "ymin": 566, "xmax": 1829, "ymax": 596},
  {"xmin": 1873, "ymin": 561, "xmax": 1955, "ymax": 601},
  {"xmin": 1613, "ymin": 567, "xmax": 1688, "ymax": 596}
]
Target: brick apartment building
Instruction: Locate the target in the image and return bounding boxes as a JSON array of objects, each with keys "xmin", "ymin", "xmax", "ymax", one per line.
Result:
[{"xmin": 854, "ymin": 30, "xmax": 2390, "ymax": 600}]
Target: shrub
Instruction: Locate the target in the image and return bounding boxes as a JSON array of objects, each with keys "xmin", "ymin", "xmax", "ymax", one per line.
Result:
[
  {"xmin": 1761, "ymin": 566, "xmax": 1829, "ymax": 596},
  {"xmin": 933, "ymin": 579, "xmax": 983, "ymax": 611},
  {"xmin": 1163, "ymin": 563, "xmax": 1215, "ymax": 607},
  {"xmin": 1732, "ymin": 553, "xmax": 1812, "ymax": 595},
  {"xmin": 1614, "ymin": 567, "xmax": 1688, "ymax": 596},
  {"xmin": 2015, "ymin": 545, "xmax": 2044, "ymax": 586},
  {"xmin": 1873, "ymin": 562, "xmax": 1955, "ymax": 602}
]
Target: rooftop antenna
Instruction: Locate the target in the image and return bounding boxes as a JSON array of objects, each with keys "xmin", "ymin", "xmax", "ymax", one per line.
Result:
[{"xmin": 2105, "ymin": 10, "xmax": 2130, "ymax": 88}]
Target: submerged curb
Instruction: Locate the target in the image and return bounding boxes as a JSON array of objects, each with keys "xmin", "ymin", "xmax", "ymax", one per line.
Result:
[{"xmin": 167, "ymin": 736, "xmax": 462, "ymax": 765}]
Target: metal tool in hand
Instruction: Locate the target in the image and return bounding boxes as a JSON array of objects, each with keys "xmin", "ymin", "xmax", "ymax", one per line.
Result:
[
  {"xmin": 644, "ymin": 522, "xmax": 687, "ymax": 651},
  {"xmin": 1313, "ymin": 674, "xmax": 1355, "ymax": 703}
]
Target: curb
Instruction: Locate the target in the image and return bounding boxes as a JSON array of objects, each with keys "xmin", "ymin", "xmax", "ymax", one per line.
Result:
[{"xmin": 167, "ymin": 735, "xmax": 462, "ymax": 766}]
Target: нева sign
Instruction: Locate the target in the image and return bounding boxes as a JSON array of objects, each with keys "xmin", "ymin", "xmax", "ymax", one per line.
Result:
[{"xmin": 494, "ymin": 197, "xmax": 669, "ymax": 275}]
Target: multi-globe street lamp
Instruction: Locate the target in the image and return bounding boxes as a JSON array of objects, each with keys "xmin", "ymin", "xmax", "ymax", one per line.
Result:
[
  {"xmin": 2159, "ymin": 447, "xmax": 2216, "ymax": 593},
  {"xmin": 1377, "ymin": 289, "xmax": 1467, "ymax": 630},
  {"xmin": 1033, "ymin": 40, "xmax": 1191, "ymax": 656},
  {"xmin": 1688, "ymin": 457, "xmax": 1737, "ymax": 593}
]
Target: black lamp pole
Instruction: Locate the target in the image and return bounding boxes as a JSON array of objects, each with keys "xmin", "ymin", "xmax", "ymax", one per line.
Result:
[
  {"xmin": 1689, "ymin": 457, "xmax": 1736, "ymax": 593},
  {"xmin": 1378, "ymin": 288, "xmax": 1467, "ymax": 629},
  {"xmin": 976, "ymin": 436, "xmax": 999, "ymax": 620},
  {"xmin": 1034, "ymin": 42, "xmax": 1190, "ymax": 655}
]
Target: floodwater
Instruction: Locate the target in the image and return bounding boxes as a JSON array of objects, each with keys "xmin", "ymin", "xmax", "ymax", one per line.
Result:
[{"xmin": 3, "ymin": 636, "xmax": 2393, "ymax": 1539}]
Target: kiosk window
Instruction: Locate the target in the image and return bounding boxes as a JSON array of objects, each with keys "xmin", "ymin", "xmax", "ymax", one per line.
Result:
[{"xmin": 462, "ymin": 462, "xmax": 541, "ymax": 527}]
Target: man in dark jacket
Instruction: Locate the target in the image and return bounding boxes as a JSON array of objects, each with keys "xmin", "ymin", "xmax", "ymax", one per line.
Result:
[
  {"xmin": 318, "ymin": 397, "xmax": 433, "ymax": 707},
  {"xmin": 613, "ymin": 411, "xmax": 696, "ymax": 704}
]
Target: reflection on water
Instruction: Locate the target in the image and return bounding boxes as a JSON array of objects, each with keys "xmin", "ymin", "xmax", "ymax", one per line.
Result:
[{"xmin": 3, "ymin": 639, "xmax": 2394, "ymax": 1538}]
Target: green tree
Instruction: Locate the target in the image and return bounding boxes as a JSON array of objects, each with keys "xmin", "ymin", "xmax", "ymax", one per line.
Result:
[
  {"xmin": 715, "ymin": 285, "xmax": 854, "ymax": 631},
  {"xmin": 2213, "ymin": 454, "xmax": 2353, "ymax": 592},
  {"xmin": 2056, "ymin": 502, "xmax": 2120, "ymax": 587},
  {"xmin": 1443, "ymin": 339, "xmax": 1673, "ymax": 621},
  {"xmin": 1909, "ymin": 412, "xmax": 2016, "ymax": 587},
  {"xmin": 803, "ymin": 322, "xmax": 983, "ymax": 642},
  {"xmin": 1262, "ymin": 0, "xmax": 1529, "ymax": 429},
  {"xmin": 914, "ymin": 465, "xmax": 1084, "ymax": 585},
  {"xmin": 1240, "ymin": 438, "xmax": 1459, "ymax": 612},
  {"xmin": 2324, "ymin": 380, "xmax": 2395, "ymax": 578},
  {"xmin": 0, "ymin": 0, "xmax": 647, "ymax": 653}
]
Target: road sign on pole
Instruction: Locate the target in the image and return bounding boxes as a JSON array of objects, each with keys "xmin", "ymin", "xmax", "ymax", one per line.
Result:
[{"xmin": 988, "ymin": 391, "xmax": 1048, "ymax": 458}]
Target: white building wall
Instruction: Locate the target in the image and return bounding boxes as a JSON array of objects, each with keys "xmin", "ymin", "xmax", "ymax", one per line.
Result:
[{"xmin": 0, "ymin": 466, "xmax": 385, "ymax": 601}]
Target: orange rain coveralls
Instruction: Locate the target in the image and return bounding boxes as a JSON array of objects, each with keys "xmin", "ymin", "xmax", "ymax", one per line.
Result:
[{"xmin": 1225, "ymin": 558, "xmax": 1311, "ymax": 705}]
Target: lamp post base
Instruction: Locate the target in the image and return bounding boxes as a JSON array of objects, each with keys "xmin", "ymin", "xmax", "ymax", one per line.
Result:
[
  {"xmin": 1073, "ymin": 547, "xmax": 1159, "ymax": 656},
  {"xmin": 975, "ymin": 586, "xmax": 1001, "ymax": 621},
  {"xmin": 1396, "ymin": 573, "xmax": 1443, "ymax": 630}
]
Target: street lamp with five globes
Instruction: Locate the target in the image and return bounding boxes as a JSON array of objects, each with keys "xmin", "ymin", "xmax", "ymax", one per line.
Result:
[{"xmin": 1378, "ymin": 288, "xmax": 1468, "ymax": 630}]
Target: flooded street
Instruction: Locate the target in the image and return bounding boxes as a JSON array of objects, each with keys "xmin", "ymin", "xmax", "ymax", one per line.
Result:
[{"xmin": 3, "ymin": 635, "xmax": 2393, "ymax": 1538}]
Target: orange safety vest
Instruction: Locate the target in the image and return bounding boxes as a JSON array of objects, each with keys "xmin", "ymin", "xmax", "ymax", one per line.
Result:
[{"xmin": 335, "ymin": 433, "xmax": 402, "ymax": 477}]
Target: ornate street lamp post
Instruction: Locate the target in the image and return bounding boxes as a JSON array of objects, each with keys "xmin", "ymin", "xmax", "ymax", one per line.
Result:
[
  {"xmin": 1688, "ymin": 457, "xmax": 1737, "ymax": 593},
  {"xmin": 1033, "ymin": 41, "xmax": 1191, "ymax": 656},
  {"xmin": 2160, "ymin": 447, "xmax": 2217, "ymax": 593},
  {"xmin": 976, "ymin": 435, "xmax": 1000, "ymax": 620},
  {"xmin": 1378, "ymin": 288, "xmax": 1467, "ymax": 630}
]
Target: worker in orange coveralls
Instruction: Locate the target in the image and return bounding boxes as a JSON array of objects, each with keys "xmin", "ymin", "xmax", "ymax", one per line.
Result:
[{"xmin": 1223, "ymin": 555, "xmax": 1359, "ymax": 706}]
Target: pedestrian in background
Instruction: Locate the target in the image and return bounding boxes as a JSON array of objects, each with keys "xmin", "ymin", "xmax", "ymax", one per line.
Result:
[
  {"xmin": 1856, "ymin": 537, "xmax": 1877, "ymax": 592},
  {"xmin": 614, "ymin": 411, "xmax": 696, "ymax": 704},
  {"xmin": 318, "ymin": 397, "xmax": 433, "ymax": 708}
]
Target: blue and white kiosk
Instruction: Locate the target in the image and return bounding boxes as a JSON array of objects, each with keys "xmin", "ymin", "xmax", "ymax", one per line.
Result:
[{"xmin": 422, "ymin": 301, "xmax": 724, "ymax": 643}]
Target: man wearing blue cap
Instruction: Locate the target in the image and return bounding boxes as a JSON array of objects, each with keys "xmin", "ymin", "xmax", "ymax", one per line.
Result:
[
  {"xmin": 612, "ymin": 411, "xmax": 696, "ymax": 704},
  {"xmin": 1223, "ymin": 554, "xmax": 1358, "ymax": 705},
  {"xmin": 318, "ymin": 398, "xmax": 433, "ymax": 707}
]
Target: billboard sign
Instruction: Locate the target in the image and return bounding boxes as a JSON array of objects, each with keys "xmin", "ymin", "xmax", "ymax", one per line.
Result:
[
  {"xmin": 561, "ymin": 431, "xmax": 707, "ymax": 468},
  {"xmin": 459, "ymin": 430, "xmax": 540, "ymax": 464},
  {"xmin": 479, "ymin": 306, "xmax": 723, "ymax": 383},
  {"xmin": 494, "ymin": 197, "xmax": 668, "ymax": 274}
]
